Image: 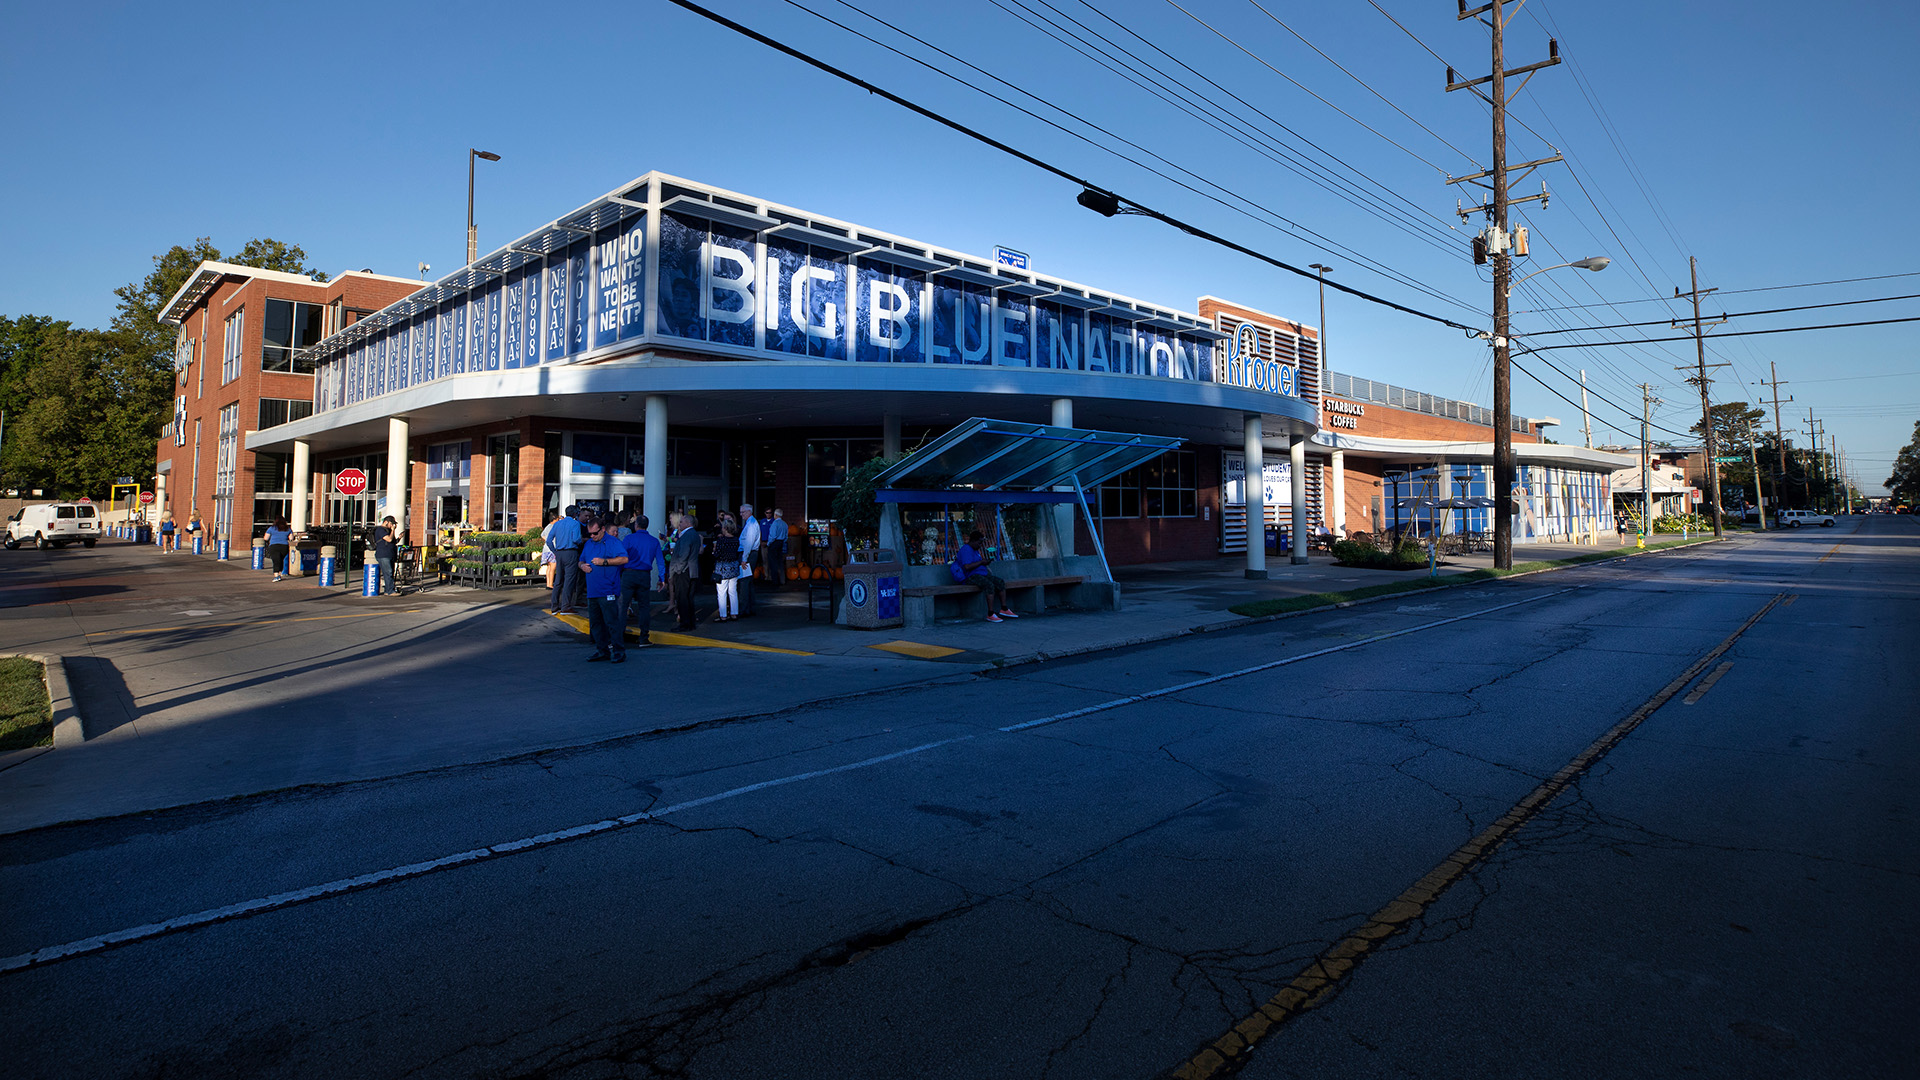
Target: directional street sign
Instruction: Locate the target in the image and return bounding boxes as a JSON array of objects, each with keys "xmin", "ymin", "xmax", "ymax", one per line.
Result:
[
  {"xmin": 1713, "ymin": 456, "xmax": 1742, "ymax": 463},
  {"xmin": 334, "ymin": 468, "xmax": 369, "ymax": 496}
]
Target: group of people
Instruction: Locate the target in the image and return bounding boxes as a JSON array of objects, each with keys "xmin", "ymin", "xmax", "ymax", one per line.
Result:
[
  {"xmin": 542, "ymin": 502, "xmax": 790, "ymax": 663},
  {"xmin": 154, "ymin": 512, "xmax": 203, "ymax": 554}
]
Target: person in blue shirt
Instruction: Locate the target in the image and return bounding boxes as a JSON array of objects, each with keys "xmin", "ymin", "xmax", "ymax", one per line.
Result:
[
  {"xmin": 264, "ymin": 517, "xmax": 293, "ymax": 581},
  {"xmin": 577, "ymin": 513, "xmax": 629, "ymax": 663},
  {"xmin": 546, "ymin": 504, "xmax": 584, "ymax": 615},
  {"xmin": 619, "ymin": 513, "xmax": 667, "ymax": 646},
  {"xmin": 764, "ymin": 508, "xmax": 789, "ymax": 587},
  {"xmin": 957, "ymin": 529, "xmax": 1018, "ymax": 623}
]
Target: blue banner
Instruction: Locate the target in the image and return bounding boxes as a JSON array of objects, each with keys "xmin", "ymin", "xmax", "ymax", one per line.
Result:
[
  {"xmin": 930, "ymin": 281, "xmax": 989, "ymax": 365},
  {"xmin": 523, "ymin": 267, "xmax": 540, "ymax": 365},
  {"xmin": 452, "ymin": 294, "xmax": 468, "ymax": 374},
  {"xmin": 762, "ymin": 237, "xmax": 847, "ymax": 359},
  {"xmin": 568, "ymin": 244, "xmax": 588, "ymax": 355},
  {"xmin": 855, "ymin": 260, "xmax": 922, "ymax": 364},
  {"xmin": 1035, "ymin": 301, "xmax": 1079, "ymax": 369},
  {"xmin": 545, "ymin": 255, "xmax": 569, "ymax": 363},
  {"xmin": 504, "ymin": 273, "xmax": 524, "ymax": 369},
  {"xmin": 485, "ymin": 283, "xmax": 502, "ymax": 371},
  {"xmin": 594, "ymin": 214, "xmax": 646, "ymax": 348}
]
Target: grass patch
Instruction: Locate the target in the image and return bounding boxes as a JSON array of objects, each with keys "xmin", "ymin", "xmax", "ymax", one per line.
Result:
[
  {"xmin": 0, "ymin": 656, "xmax": 53, "ymax": 751},
  {"xmin": 1226, "ymin": 536, "xmax": 1718, "ymax": 618}
]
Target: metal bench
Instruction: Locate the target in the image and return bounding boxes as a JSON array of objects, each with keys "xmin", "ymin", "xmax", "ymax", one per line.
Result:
[{"xmin": 901, "ymin": 574, "xmax": 1088, "ymax": 624}]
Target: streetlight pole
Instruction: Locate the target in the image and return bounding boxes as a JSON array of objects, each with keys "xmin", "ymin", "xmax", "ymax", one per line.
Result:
[
  {"xmin": 1309, "ymin": 263, "xmax": 1332, "ymax": 389},
  {"xmin": 467, "ymin": 149, "xmax": 501, "ymax": 266}
]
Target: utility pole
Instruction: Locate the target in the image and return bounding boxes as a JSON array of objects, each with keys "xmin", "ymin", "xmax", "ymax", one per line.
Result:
[
  {"xmin": 1747, "ymin": 416, "xmax": 1766, "ymax": 530},
  {"xmin": 1758, "ymin": 362, "xmax": 1792, "ymax": 502},
  {"xmin": 1640, "ymin": 383, "xmax": 1658, "ymax": 536},
  {"xmin": 1673, "ymin": 257, "xmax": 1727, "ymax": 537},
  {"xmin": 1579, "ymin": 369, "xmax": 1593, "ymax": 448},
  {"xmin": 1447, "ymin": 1, "xmax": 1562, "ymax": 570},
  {"xmin": 1805, "ymin": 410, "xmax": 1824, "ymax": 510}
]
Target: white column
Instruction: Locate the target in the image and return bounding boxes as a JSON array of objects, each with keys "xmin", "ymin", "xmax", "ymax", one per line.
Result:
[
  {"xmin": 1290, "ymin": 435, "xmax": 1309, "ymax": 564},
  {"xmin": 290, "ymin": 440, "xmax": 311, "ymax": 532},
  {"xmin": 643, "ymin": 395, "xmax": 668, "ymax": 535},
  {"xmin": 1436, "ymin": 462, "xmax": 1453, "ymax": 538},
  {"xmin": 1050, "ymin": 397, "xmax": 1075, "ymax": 558},
  {"xmin": 880, "ymin": 412, "xmax": 903, "ymax": 556},
  {"xmin": 1331, "ymin": 449, "xmax": 1347, "ymax": 537},
  {"xmin": 154, "ymin": 472, "xmax": 168, "ymax": 520},
  {"xmin": 385, "ymin": 416, "xmax": 410, "ymax": 541},
  {"xmin": 1244, "ymin": 414, "xmax": 1266, "ymax": 579}
]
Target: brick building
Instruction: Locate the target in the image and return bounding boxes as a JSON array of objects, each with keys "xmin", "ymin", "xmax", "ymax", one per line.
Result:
[{"xmin": 152, "ymin": 262, "xmax": 422, "ymax": 540}]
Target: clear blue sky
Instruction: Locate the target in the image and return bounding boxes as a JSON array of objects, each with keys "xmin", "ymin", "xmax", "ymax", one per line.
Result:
[{"xmin": 4, "ymin": 0, "xmax": 1915, "ymax": 492}]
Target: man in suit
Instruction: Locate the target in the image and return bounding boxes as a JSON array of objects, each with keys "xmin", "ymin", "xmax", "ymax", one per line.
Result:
[{"xmin": 668, "ymin": 511, "xmax": 701, "ymax": 632}]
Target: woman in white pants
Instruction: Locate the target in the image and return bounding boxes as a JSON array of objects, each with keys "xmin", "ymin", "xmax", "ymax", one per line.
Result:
[{"xmin": 712, "ymin": 518, "xmax": 742, "ymax": 621}]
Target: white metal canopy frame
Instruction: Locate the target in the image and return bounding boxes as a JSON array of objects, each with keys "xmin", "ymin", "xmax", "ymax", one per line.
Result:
[{"xmin": 871, "ymin": 417, "xmax": 1185, "ymax": 582}]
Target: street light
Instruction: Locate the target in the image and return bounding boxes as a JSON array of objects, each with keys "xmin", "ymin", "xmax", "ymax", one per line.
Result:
[
  {"xmin": 1309, "ymin": 263, "xmax": 1332, "ymax": 389},
  {"xmin": 1507, "ymin": 256, "xmax": 1609, "ymax": 295},
  {"xmin": 467, "ymin": 149, "xmax": 502, "ymax": 266}
]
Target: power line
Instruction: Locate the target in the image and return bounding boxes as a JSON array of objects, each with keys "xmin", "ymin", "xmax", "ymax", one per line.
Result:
[
  {"xmin": 1162, "ymin": 0, "xmax": 1461, "ymax": 176},
  {"xmin": 1520, "ymin": 291, "xmax": 1920, "ymax": 336},
  {"xmin": 795, "ymin": 0, "xmax": 1479, "ymax": 312},
  {"xmin": 1527, "ymin": 314, "xmax": 1920, "ymax": 352},
  {"xmin": 665, "ymin": 0, "xmax": 1482, "ymax": 333},
  {"xmin": 1242, "ymin": 0, "xmax": 1483, "ymax": 167},
  {"xmin": 1793, "ymin": 370, "xmax": 1920, "ymax": 383},
  {"xmin": 1518, "ymin": 270, "xmax": 1920, "ymax": 312}
]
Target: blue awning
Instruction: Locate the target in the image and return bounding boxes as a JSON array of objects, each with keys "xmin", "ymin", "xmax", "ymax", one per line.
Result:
[{"xmin": 871, "ymin": 417, "xmax": 1183, "ymax": 496}]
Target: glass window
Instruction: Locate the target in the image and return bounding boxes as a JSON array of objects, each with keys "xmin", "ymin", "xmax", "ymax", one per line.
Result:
[
  {"xmin": 570, "ymin": 433, "xmax": 626, "ymax": 475},
  {"xmin": 1098, "ymin": 466, "xmax": 1143, "ymax": 519},
  {"xmin": 223, "ymin": 309, "xmax": 245, "ymax": 384},
  {"xmin": 1144, "ymin": 450, "xmax": 1197, "ymax": 518},
  {"xmin": 257, "ymin": 398, "xmax": 314, "ymax": 429},
  {"xmin": 262, "ymin": 299, "xmax": 322, "ymax": 373}
]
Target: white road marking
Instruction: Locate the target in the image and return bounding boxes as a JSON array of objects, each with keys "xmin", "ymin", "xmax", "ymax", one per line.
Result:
[{"xmin": 0, "ymin": 586, "xmax": 1582, "ymax": 975}]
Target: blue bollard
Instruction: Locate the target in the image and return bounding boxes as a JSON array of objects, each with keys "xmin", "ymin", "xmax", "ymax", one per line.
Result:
[
  {"xmin": 251, "ymin": 542, "xmax": 265, "ymax": 570},
  {"xmin": 217, "ymin": 536, "xmax": 230, "ymax": 561},
  {"xmin": 318, "ymin": 554, "xmax": 336, "ymax": 587},
  {"xmin": 192, "ymin": 536, "xmax": 204, "ymax": 555},
  {"xmin": 362, "ymin": 562, "xmax": 380, "ymax": 597}
]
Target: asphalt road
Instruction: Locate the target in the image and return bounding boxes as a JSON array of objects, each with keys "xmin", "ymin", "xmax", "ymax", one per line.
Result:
[{"xmin": 1, "ymin": 517, "xmax": 1913, "ymax": 1079}]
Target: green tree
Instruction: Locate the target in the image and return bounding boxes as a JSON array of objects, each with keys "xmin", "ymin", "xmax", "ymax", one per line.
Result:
[
  {"xmin": 1691, "ymin": 401, "xmax": 1767, "ymax": 508},
  {"xmin": 1887, "ymin": 420, "xmax": 1920, "ymax": 504},
  {"xmin": 0, "ymin": 321, "xmax": 146, "ymax": 497}
]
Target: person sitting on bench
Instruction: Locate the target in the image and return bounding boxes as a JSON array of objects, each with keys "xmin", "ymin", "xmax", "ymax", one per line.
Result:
[{"xmin": 957, "ymin": 529, "xmax": 1019, "ymax": 623}]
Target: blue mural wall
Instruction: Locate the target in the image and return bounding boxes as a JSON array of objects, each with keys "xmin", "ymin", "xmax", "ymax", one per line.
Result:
[{"xmin": 314, "ymin": 197, "xmax": 1272, "ymax": 411}]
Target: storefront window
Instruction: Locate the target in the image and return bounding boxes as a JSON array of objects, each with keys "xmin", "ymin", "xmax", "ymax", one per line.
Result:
[{"xmin": 804, "ymin": 438, "xmax": 884, "ymax": 549}]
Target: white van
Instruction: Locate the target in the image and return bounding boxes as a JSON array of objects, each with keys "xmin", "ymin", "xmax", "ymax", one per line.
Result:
[{"xmin": 4, "ymin": 503, "xmax": 101, "ymax": 549}]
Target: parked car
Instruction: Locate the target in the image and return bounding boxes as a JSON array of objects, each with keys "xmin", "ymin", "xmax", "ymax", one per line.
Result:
[
  {"xmin": 5, "ymin": 502, "xmax": 102, "ymax": 549},
  {"xmin": 1776, "ymin": 509, "xmax": 1836, "ymax": 528}
]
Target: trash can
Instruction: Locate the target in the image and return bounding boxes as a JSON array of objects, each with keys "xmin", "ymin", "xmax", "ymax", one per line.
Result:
[
  {"xmin": 298, "ymin": 546, "xmax": 321, "ymax": 576},
  {"xmin": 841, "ymin": 546, "xmax": 904, "ymax": 631}
]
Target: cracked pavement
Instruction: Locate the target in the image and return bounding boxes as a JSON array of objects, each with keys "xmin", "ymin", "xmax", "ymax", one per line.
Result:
[{"xmin": 1, "ymin": 518, "xmax": 1915, "ymax": 1078}]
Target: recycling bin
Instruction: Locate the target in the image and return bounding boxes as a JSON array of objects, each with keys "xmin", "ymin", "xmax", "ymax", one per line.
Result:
[{"xmin": 841, "ymin": 547, "xmax": 904, "ymax": 631}]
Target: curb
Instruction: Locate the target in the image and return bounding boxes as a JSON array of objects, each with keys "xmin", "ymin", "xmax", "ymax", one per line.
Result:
[
  {"xmin": 986, "ymin": 536, "xmax": 1729, "ymax": 671},
  {"xmin": 43, "ymin": 655, "xmax": 83, "ymax": 747},
  {"xmin": 0, "ymin": 653, "xmax": 82, "ymax": 750}
]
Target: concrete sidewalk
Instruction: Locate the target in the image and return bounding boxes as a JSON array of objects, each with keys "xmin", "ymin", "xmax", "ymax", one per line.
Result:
[{"xmin": 0, "ymin": 530, "xmax": 1726, "ymax": 834}]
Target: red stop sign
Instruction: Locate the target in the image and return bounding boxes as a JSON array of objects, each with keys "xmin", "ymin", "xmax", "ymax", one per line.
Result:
[
  {"xmin": 335, "ymin": 468, "xmax": 370, "ymax": 496},
  {"xmin": 138, "ymin": 491, "xmax": 155, "ymax": 505}
]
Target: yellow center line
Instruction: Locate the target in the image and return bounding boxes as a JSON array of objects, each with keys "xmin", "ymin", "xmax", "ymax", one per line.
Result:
[
  {"xmin": 1167, "ymin": 591, "xmax": 1787, "ymax": 1080},
  {"xmin": 89, "ymin": 610, "xmax": 424, "ymax": 636}
]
